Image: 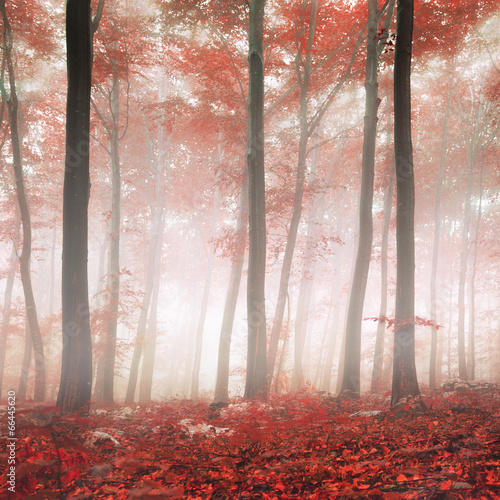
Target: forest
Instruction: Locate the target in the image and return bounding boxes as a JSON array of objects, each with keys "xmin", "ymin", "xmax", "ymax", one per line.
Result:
[{"xmin": 0, "ymin": 0, "xmax": 499, "ymax": 498}]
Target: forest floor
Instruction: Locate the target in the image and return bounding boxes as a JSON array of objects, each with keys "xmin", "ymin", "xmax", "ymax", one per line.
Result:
[{"xmin": 1, "ymin": 387, "xmax": 500, "ymax": 499}]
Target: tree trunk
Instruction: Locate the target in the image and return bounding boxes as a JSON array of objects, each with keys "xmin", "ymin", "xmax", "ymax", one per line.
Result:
[
  {"xmin": 18, "ymin": 321, "xmax": 32, "ymax": 400},
  {"xmin": 245, "ymin": 0, "xmax": 267, "ymax": 399},
  {"xmin": 139, "ymin": 228, "xmax": 163, "ymax": 403},
  {"xmin": 214, "ymin": 172, "xmax": 248, "ymax": 403},
  {"xmin": 457, "ymin": 157, "xmax": 475, "ymax": 380},
  {"xmin": 429, "ymin": 62, "xmax": 454, "ymax": 390},
  {"xmin": 274, "ymin": 293, "xmax": 290, "ymax": 393},
  {"xmin": 0, "ymin": 218, "xmax": 19, "ymax": 399},
  {"xmin": 139, "ymin": 132, "xmax": 169, "ymax": 403},
  {"xmin": 1, "ymin": 1, "xmax": 45, "ymax": 402},
  {"xmin": 292, "ymin": 133, "xmax": 320, "ymax": 391},
  {"xmin": 125, "ymin": 125, "xmax": 172, "ymax": 403},
  {"xmin": 320, "ymin": 266, "xmax": 341, "ymax": 393},
  {"xmin": 467, "ymin": 166, "xmax": 483, "ymax": 381},
  {"xmin": 191, "ymin": 186, "xmax": 220, "ymax": 398},
  {"xmin": 371, "ymin": 158, "xmax": 395, "ymax": 392},
  {"xmin": 57, "ymin": 0, "xmax": 93, "ymax": 414},
  {"xmin": 267, "ymin": 0, "xmax": 317, "ymax": 386},
  {"xmin": 341, "ymin": 0, "xmax": 381, "ymax": 397},
  {"xmin": 101, "ymin": 63, "xmax": 121, "ymax": 402},
  {"xmin": 391, "ymin": 0, "xmax": 420, "ymax": 406}
]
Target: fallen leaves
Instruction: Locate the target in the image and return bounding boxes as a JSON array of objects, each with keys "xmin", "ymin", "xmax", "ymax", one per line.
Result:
[{"xmin": 1, "ymin": 389, "xmax": 500, "ymax": 499}]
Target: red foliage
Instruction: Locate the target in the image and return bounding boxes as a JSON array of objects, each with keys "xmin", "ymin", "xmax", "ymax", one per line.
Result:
[{"xmin": 1, "ymin": 391, "xmax": 500, "ymax": 499}]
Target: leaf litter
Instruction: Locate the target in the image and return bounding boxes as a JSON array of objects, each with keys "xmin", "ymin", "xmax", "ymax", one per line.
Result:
[{"xmin": 1, "ymin": 388, "xmax": 500, "ymax": 499}]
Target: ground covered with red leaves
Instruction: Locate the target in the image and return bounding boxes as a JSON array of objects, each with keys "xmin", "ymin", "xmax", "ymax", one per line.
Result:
[{"xmin": 1, "ymin": 389, "xmax": 500, "ymax": 499}]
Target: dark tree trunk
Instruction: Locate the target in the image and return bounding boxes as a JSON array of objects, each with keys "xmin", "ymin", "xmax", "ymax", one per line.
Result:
[
  {"xmin": 1, "ymin": 1, "xmax": 46, "ymax": 402},
  {"xmin": 57, "ymin": 0, "xmax": 93, "ymax": 413},
  {"xmin": 341, "ymin": 0, "xmax": 381, "ymax": 397},
  {"xmin": 391, "ymin": 0, "xmax": 420, "ymax": 406},
  {"xmin": 214, "ymin": 172, "xmax": 248, "ymax": 403},
  {"xmin": 245, "ymin": 0, "xmax": 267, "ymax": 399}
]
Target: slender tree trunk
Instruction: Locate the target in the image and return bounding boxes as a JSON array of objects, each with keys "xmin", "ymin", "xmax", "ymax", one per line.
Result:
[
  {"xmin": 267, "ymin": 0, "xmax": 317, "ymax": 386},
  {"xmin": 391, "ymin": 0, "xmax": 420, "ymax": 406},
  {"xmin": 320, "ymin": 269, "xmax": 341, "ymax": 393},
  {"xmin": 292, "ymin": 142, "xmax": 320, "ymax": 390},
  {"xmin": 245, "ymin": 0, "xmax": 267, "ymax": 399},
  {"xmin": 125, "ymin": 126, "xmax": 171, "ymax": 403},
  {"xmin": 467, "ymin": 167, "xmax": 483, "ymax": 381},
  {"xmin": 18, "ymin": 321, "xmax": 32, "ymax": 400},
  {"xmin": 139, "ymin": 227, "xmax": 163, "ymax": 403},
  {"xmin": 457, "ymin": 157, "xmax": 475, "ymax": 380},
  {"xmin": 0, "ymin": 218, "xmax": 19, "ymax": 399},
  {"xmin": 17, "ymin": 318, "xmax": 33, "ymax": 401},
  {"xmin": 429, "ymin": 63, "xmax": 454, "ymax": 390},
  {"xmin": 101, "ymin": 68, "xmax": 121, "ymax": 402},
  {"xmin": 341, "ymin": 0, "xmax": 381, "ymax": 397},
  {"xmin": 191, "ymin": 186, "xmax": 220, "ymax": 398},
  {"xmin": 214, "ymin": 172, "xmax": 248, "ymax": 403},
  {"xmin": 57, "ymin": 0, "xmax": 93, "ymax": 414},
  {"xmin": 1, "ymin": 2, "xmax": 45, "ymax": 402},
  {"xmin": 182, "ymin": 290, "xmax": 199, "ymax": 397},
  {"xmin": 371, "ymin": 159, "xmax": 395, "ymax": 392},
  {"xmin": 138, "ymin": 128, "xmax": 170, "ymax": 403},
  {"xmin": 274, "ymin": 293, "xmax": 290, "ymax": 393}
]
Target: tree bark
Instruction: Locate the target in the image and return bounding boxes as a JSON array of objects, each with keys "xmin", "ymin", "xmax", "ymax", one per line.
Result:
[
  {"xmin": 214, "ymin": 172, "xmax": 248, "ymax": 403},
  {"xmin": 341, "ymin": 0, "xmax": 381, "ymax": 397},
  {"xmin": 391, "ymin": 0, "xmax": 420, "ymax": 406},
  {"xmin": 245, "ymin": 0, "xmax": 267, "ymax": 399},
  {"xmin": 0, "ymin": 0, "xmax": 45, "ymax": 402},
  {"xmin": 57, "ymin": 0, "xmax": 93, "ymax": 413}
]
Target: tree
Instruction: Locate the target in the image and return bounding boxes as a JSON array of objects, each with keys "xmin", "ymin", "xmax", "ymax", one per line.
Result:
[
  {"xmin": 265, "ymin": 0, "xmax": 366, "ymax": 388},
  {"xmin": 91, "ymin": 4, "xmax": 127, "ymax": 402},
  {"xmin": 0, "ymin": 217, "xmax": 19, "ymax": 399},
  {"xmin": 0, "ymin": 0, "xmax": 45, "ymax": 402},
  {"xmin": 341, "ymin": 0, "xmax": 395, "ymax": 397},
  {"xmin": 126, "ymin": 102, "xmax": 172, "ymax": 403},
  {"xmin": 57, "ymin": 0, "xmax": 95, "ymax": 413},
  {"xmin": 391, "ymin": 0, "xmax": 420, "ymax": 406},
  {"xmin": 245, "ymin": 0, "xmax": 267, "ymax": 399},
  {"xmin": 428, "ymin": 60, "xmax": 455, "ymax": 390}
]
